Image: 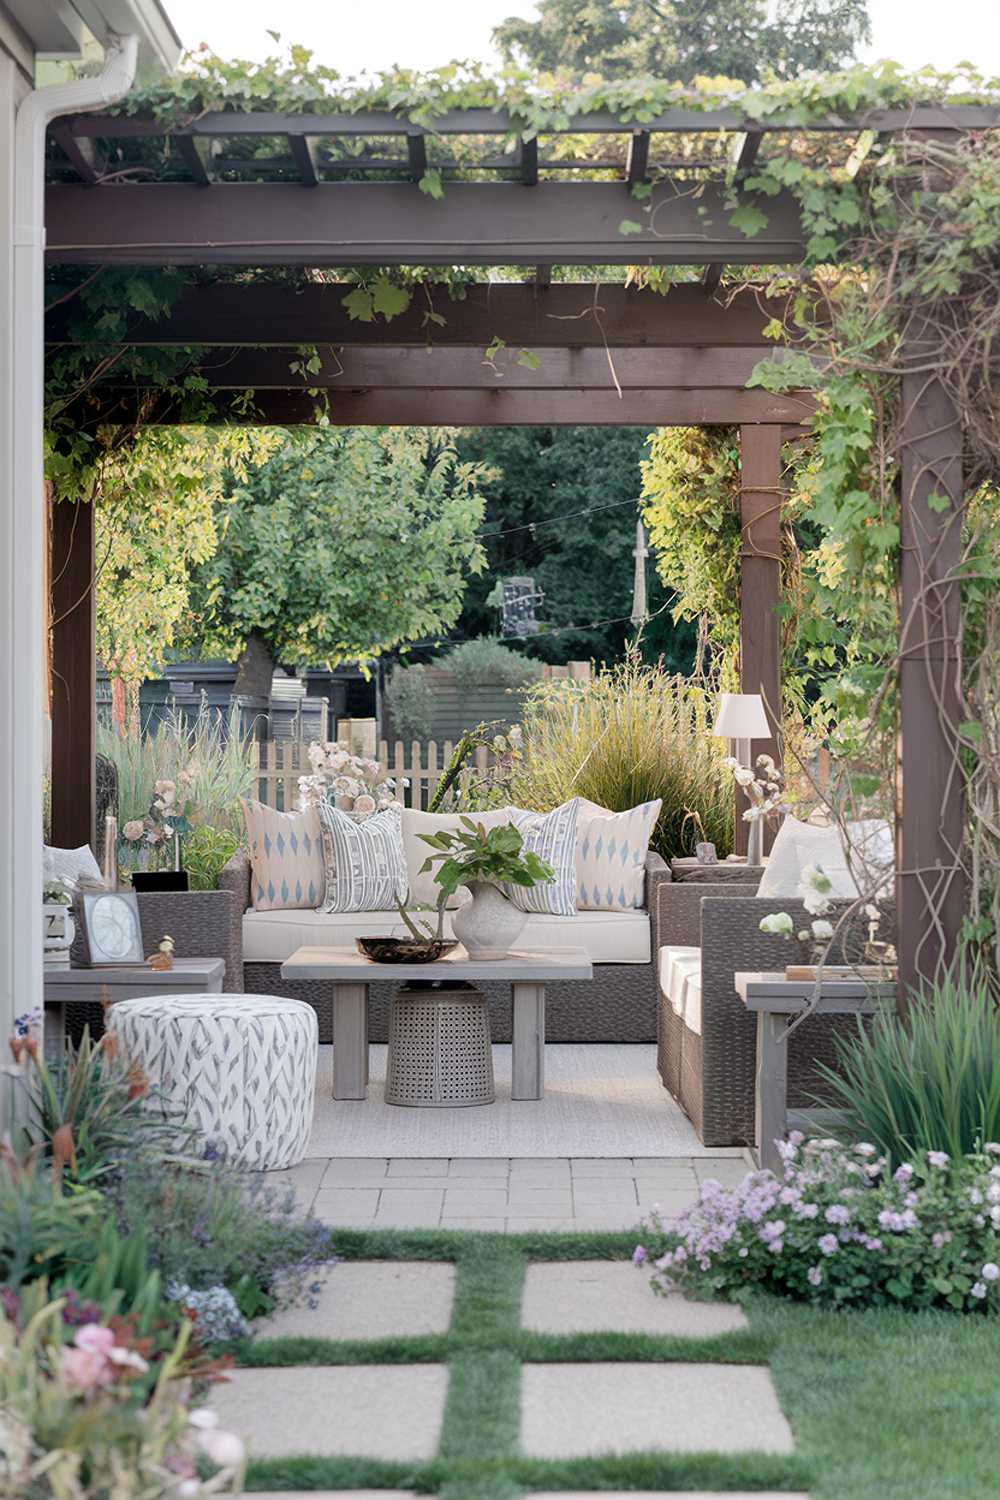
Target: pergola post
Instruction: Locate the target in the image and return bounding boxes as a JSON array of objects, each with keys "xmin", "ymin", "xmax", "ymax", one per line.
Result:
[
  {"xmin": 738, "ymin": 424, "xmax": 783, "ymax": 854},
  {"xmin": 49, "ymin": 495, "xmax": 96, "ymax": 851},
  {"xmin": 897, "ymin": 327, "xmax": 965, "ymax": 996}
]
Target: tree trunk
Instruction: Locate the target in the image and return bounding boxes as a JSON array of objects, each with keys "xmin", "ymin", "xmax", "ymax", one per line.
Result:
[{"xmin": 234, "ymin": 632, "xmax": 274, "ymax": 699}]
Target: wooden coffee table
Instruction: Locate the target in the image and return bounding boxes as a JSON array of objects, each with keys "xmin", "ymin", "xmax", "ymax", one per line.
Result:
[{"xmin": 281, "ymin": 946, "xmax": 593, "ymax": 1101}]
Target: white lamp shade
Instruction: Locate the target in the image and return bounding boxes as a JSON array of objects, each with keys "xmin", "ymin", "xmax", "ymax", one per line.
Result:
[{"xmin": 712, "ymin": 692, "xmax": 770, "ymax": 740}]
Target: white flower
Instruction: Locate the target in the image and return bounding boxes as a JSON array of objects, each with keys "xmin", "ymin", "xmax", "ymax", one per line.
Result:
[
  {"xmin": 733, "ymin": 767, "xmax": 756, "ymax": 788},
  {"xmin": 198, "ymin": 1429, "xmax": 245, "ymax": 1467},
  {"xmin": 759, "ymin": 912, "xmax": 794, "ymax": 937},
  {"xmin": 971, "ymin": 1281, "xmax": 988, "ymax": 1300},
  {"xmin": 802, "ymin": 887, "xmax": 830, "ymax": 917},
  {"xmin": 307, "ymin": 742, "xmax": 326, "ymax": 770},
  {"xmin": 188, "ymin": 1408, "xmax": 219, "ymax": 1430},
  {"xmin": 981, "ymin": 1263, "xmax": 1000, "ymax": 1282},
  {"xmin": 722, "ymin": 755, "xmax": 738, "ymax": 769},
  {"xmin": 811, "ymin": 918, "xmax": 834, "ymax": 940},
  {"xmin": 122, "ymin": 819, "xmax": 145, "ymax": 841},
  {"xmin": 354, "ymin": 794, "xmax": 376, "ymax": 815},
  {"xmin": 108, "ymin": 1347, "xmax": 149, "ymax": 1372}
]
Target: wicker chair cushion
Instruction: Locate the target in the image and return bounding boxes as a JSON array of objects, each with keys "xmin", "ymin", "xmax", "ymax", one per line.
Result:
[{"xmin": 658, "ymin": 944, "xmax": 702, "ymax": 1030}]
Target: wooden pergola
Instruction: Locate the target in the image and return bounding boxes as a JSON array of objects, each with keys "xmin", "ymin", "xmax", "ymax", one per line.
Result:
[{"xmin": 44, "ymin": 100, "xmax": 983, "ymax": 994}]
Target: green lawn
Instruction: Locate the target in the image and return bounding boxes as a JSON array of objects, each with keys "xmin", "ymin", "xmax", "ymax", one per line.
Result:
[{"xmin": 238, "ymin": 1228, "xmax": 1000, "ymax": 1498}]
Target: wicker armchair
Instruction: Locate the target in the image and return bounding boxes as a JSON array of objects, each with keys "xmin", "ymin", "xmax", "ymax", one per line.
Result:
[
  {"xmin": 221, "ymin": 845, "xmax": 672, "ymax": 1044},
  {"xmin": 657, "ymin": 883, "xmax": 879, "ymax": 1147}
]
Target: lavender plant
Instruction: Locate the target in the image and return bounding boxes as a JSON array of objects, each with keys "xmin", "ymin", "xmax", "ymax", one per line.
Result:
[{"xmin": 636, "ymin": 1137, "xmax": 1000, "ymax": 1313}]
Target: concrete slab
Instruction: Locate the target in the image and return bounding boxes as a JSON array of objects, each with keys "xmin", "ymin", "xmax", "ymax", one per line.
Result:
[
  {"xmin": 520, "ymin": 1363, "xmax": 795, "ymax": 1457},
  {"xmin": 521, "ymin": 1262, "xmax": 747, "ymax": 1337},
  {"xmin": 252, "ymin": 1493, "xmax": 419, "ymax": 1499},
  {"xmin": 524, "ymin": 1493, "xmax": 809, "ymax": 1499},
  {"xmin": 212, "ymin": 1365, "xmax": 447, "ymax": 1460},
  {"xmin": 261, "ymin": 1261, "xmax": 455, "ymax": 1341}
]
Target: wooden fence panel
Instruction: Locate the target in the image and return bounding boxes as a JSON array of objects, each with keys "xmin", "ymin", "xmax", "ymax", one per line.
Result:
[{"xmin": 251, "ymin": 736, "xmax": 497, "ymax": 812}]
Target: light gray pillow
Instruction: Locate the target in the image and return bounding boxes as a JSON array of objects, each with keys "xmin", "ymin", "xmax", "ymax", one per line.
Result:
[
  {"xmin": 43, "ymin": 843, "xmax": 104, "ymax": 891},
  {"xmin": 317, "ymin": 802, "xmax": 407, "ymax": 913},
  {"xmin": 505, "ymin": 800, "xmax": 579, "ymax": 916}
]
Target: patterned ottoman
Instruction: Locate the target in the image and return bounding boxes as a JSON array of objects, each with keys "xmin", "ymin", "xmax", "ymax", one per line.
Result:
[{"xmin": 108, "ymin": 993, "xmax": 317, "ymax": 1170}]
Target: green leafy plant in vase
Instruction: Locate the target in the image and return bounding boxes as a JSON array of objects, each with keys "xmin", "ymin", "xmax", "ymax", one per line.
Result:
[{"xmin": 415, "ymin": 818, "xmax": 555, "ymax": 960}]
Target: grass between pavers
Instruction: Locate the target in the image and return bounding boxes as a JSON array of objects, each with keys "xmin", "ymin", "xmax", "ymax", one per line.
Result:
[{"xmin": 236, "ymin": 1226, "xmax": 1000, "ymax": 1498}]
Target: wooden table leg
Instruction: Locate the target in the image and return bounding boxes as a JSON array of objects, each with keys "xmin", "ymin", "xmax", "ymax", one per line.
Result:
[
  {"xmin": 331, "ymin": 981, "xmax": 369, "ymax": 1100},
  {"xmin": 755, "ymin": 1008, "xmax": 789, "ymax": 1173},
  {"xmin": 512, "ymin": 982, "xmax": 545, "ymax": 1100}
]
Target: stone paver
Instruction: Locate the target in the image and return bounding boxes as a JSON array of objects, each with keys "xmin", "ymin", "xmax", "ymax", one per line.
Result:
[
  {"xmin": 282, "ymin": 1155, "xmax": 748, "ymax": 1231},
  {"xmin": 212, "ymin": 1365, "xmax": 447, "ymax": 1460},
  {"xmin": 252, "ymin": 1493, "xmax": 419, "ymax": 1499},
  {"xmin": 261, "ymin": 1261, "xmax": 455, "ymax": 1341},
  {"xmin": 521, "ymin": 1262, "xmax": 747, "ymax": 1336},
  {"xmin": 524, "ymin": 1493, "xmax": 810, "ymax": 1499},
  {"xmin": 520, "ymin": 1364, "xmax": 795, "ymax": 1457}
]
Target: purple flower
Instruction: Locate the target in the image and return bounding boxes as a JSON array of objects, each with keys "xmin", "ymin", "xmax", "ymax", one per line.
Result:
[
  {"xmin": 818, "ymin": 1234, "xmax": 839, "ymax": 1256},
  {"xmin": 796, "ymin": 1202, "xmax": 819, "ymax": 1219},
  {"xmin": 632, "ymin": 1245, "xmax": 648, "ymax": 1267},
  {"xmin": 971, "ymin": 1281, "xmax": 988, "ymax": 1300},
  {"xmin": 760, "ymin": 1219, "xmax": 786, "ymax": 1243},
  {"xmin": 894, "ymin": 1163, "xmax": 914, "ymax": 1185},
  {"xmin": 927, "ymin": 1151, "xmax": 950, "ymax": 1169},
  {"xmin": 825, "ymin": 1204, "xmax": 851, "ymax": 1225},
  {"xmin": 807, "ymin": 1265, "xmax": 823, "ymax": 1286},
  {"xmin": 931, "ymin": 1231, "xmax": 952, "ymax": 1249},
  {"xmin": 982, "ymin": 1263, "xmax": 1000, "ymax": 1282}
]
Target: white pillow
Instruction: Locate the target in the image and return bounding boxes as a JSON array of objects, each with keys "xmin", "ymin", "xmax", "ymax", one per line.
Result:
[
  {"xmin": 43, "ymin": 843, "xmax": 104, "ymax": 892},
  {"xmin": 575, "ymin": 796, "xmax": 662, "ymax": 910},
  {"xmin": 317, "ymin": 802, "xmax": 408, "ymax": 914},
  {"xmin": 400, "ymin": 806, "xmax": 517, "ymax": 907},
  {"xmin": 756, "ymin": 815, "xmax": 858, "ymax": 900},
  {"xmin": 506, "ymin": 800, "xmax": 579, "ymax": 916}
]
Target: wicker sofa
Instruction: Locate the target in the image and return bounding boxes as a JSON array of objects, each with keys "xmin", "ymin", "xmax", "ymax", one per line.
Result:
[
  {"xmin": 656, "ymin": 881, "xmax": 878, "ymax": 1146},
  {"xmin": 219, "ymin": 845, "xmax": 672, "ymax": 1044}
]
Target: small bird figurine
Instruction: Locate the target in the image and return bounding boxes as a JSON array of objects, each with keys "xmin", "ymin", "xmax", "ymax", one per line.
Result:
[{"xmin": 149, "ymin": 934, "xmax": 175, "ymax": 971}]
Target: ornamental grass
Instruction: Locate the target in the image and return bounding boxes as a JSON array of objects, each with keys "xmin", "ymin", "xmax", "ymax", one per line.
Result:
[{"xmin": 509, "ymin": 653, "xmax": 733, "ymax": 859}]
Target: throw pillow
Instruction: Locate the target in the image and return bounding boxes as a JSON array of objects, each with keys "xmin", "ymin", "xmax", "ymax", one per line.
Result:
[
  {"xmin": 318, "ymin": 801, "xmax": 408, "ymax": 913},
  {"xmin": 756, "ymin": 814, "xmax": 858, "ymax": 900},
  {"xmin": 505, "ymin": 800, "xmax": 579, "ymax": 916},
  {"xmin": 400, "ymin": 806, "xmax": 518, "ymax": 908},
  {"xmin": 575, "ymin": 797, "xmax": 662, "ymax": 910},
  {"xmin": 43, "ymin": 843, "xmax": 104, "ymax": 891},
  {"xmin": 240, "ymin": 799, "xmax": 324, "ymax": 912}
]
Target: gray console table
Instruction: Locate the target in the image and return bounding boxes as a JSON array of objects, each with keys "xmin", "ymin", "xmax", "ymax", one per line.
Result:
[
  {"xmin": 735, "ymin": 970, "xmax": 896, "ymax": 1172},
  {"xmin": 281, "ymin": 945, "xmax": 593, "ymax": 1101},
  {"xmin": 43, "ymin": 957, "xmax": 225, "ymax": 1059}
]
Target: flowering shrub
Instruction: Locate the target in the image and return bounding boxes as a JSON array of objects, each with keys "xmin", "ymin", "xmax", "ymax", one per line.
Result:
[
  {"xmin": 298, "ymin": 740, "xmax": 400, "ymax": 816},
  {"xmin": 724, "ymin": 751, "xmax": 788, "ymax": 832},
  {"xmin": 167, "ymin": 1283, "xmax": 248, "ymax": 1344},
  {"xmin": 635, "ymin": 1137, "xmax": 1000, "ymax": 1313},
  {"xmin": 0, "ymin": 1298, "xmax": 244, "ymax": 1497}
]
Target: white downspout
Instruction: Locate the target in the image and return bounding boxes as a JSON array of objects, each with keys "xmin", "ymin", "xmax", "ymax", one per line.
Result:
[{"xmin": 6, "ymin": 34, "xmax": 138, "ymax": 1057}]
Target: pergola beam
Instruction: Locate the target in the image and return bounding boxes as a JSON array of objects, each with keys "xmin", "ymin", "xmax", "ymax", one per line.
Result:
[
  {"xmin": 45, "ymin": 282, "xmax": 802, "ymax": 348},
  {"xmin": 44, "ymin": 180, "xmax": 808, "ymax": 266}
]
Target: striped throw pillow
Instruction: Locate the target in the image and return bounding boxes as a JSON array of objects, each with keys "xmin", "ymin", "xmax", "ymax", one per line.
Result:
[
  {"xmin": 575, "ymin": 797, "xmax": 662, "ymax": 910},
  {"xmin": 317, "ymin": 802, "xmax": 408, "ymax": 913},
  {"xmin": 505, "ymin": 800, "xmax": 579, "ymax": 916}
]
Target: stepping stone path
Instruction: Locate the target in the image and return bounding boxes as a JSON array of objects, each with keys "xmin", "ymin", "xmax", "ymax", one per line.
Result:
[{"xmin": 220, "ymin": 1256, "xmax": 804, "ymax": 1492}]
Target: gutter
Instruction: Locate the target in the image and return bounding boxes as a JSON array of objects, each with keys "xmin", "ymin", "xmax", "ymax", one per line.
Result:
[{"xmin": 7, "ymin": 32, "xmax": 138, "ymax": 1032}]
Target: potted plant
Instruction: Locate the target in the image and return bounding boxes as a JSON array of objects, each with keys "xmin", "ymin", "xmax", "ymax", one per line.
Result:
[{"xmin": 417, "ymin": 818, "xmax": 555, "ymax": 960}]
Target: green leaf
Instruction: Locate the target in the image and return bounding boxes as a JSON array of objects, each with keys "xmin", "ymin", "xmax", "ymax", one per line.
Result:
[
  {"xmin": 516, "ymin": 349, "xmax": 541, "ymax": 370},
  {"xmin": 631, "ymin": 181, "xmax": 652, "ymax": 201},
  {"xmin": 371, "ymin": 276, "xmax": 411, "ymax": 321},
  {"xmin": 926, "ymin": 491, "xmax": 951, "ymax": 513},
  {"xmin": 419, "ymin": 168, "xmax": 444, "ymax": 200},
  {"xmin": 728, "ymin": 202, "xmax": 769, "ymax": 237},
  {"xmin": 342, "ymin": 286, "xmax": 375, "ymax": 323},
  {"xmin": 618, "ymin": 218, "xmax": 643, "ymax": 236}
]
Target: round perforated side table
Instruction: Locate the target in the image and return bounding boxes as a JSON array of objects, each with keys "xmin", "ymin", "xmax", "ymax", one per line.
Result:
[{"xmin": 385, "ymin": 982, "xmax": 495, "ymax": 1108}]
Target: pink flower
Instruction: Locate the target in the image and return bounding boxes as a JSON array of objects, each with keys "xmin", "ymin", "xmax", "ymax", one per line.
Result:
[
  {"xmin": 818, "ymin": 1234, "xmax": 839, "ymax": 1255},
  {"xmin": 61, "ymin": 1345, "xmax": 110, "ymax": 1393},
  {"xmin": 74, "ymin": 1323, "xmax": 116, "ymax": 1357}
]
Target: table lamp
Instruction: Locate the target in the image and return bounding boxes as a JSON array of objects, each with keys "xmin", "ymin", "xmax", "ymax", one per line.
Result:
[{"xmin": 712, "ymin": 693, "xmax": 771, "ymax": 864}]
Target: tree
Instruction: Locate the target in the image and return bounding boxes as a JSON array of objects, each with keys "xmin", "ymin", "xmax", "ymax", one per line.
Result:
[
  {"xmin": 493, "ymin": 0, "xmax": 871, "ymax": 84},
  {"xmin": 90, "ymin": 426, "xmax": 278, "ymax": 730},
  {"xmin": 187, "ymin": 428, "xmax": 491, "ymax": 697},
  {"xmin": 454, "ymin": 425, "xmax": 693, "ymax": 670}
]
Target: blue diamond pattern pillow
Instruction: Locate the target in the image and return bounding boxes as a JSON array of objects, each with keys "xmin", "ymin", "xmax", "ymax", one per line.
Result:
[
  {"xmin": 575, "ymin": 797, "xmax": 662, "ymax": 910},
  {"xmin": 240, "ymin": 799, "xmax": 325, "ymax": 912}
]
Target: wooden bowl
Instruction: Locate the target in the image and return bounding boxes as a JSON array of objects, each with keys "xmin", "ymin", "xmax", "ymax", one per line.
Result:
[{"xmin": 356, "ymin": 937, "xmax": 457, "ymax": 964}]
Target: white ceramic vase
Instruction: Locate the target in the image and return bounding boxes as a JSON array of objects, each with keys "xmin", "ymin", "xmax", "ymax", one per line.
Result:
[{"xmin": 452, "ymin": 880, "xmax": 526, "ymax": 961}]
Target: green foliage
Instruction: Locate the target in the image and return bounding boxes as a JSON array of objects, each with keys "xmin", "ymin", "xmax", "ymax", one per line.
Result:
[
  {"xmin": 0, "ymin": 1149, "xmax": 102, "ymax": 1290},
  {"xmin": 418, "ymin": 818, "xmax": 555, "ymax": 902},
  {"xmin": 181, "ymin": 824, "xmax": 242, "ymax": 890},
  {"xmin": 384, "ymin": 663, "xmax": 434, "ymax": 742},
  {"xmin": 455, "ymin": 426, "xmax": 685, "ymax": 668},
  {"xmin": 509, "ymin": 654, "xmax": 733, "ymax": 858},
  {"xmin": 187, "ymin": 428, "xmax": 489, "ymax": 679},
  {"xmin": 818, "ymin": 969, "xmax": 1000, "ymax": 1167},
  {"xmin": 441, "ymin": 638, "xmax": 542, "ymax": 692},
  {"xmin": 493, "ymin": 0, "xmax": 870, "ymax": 84}
]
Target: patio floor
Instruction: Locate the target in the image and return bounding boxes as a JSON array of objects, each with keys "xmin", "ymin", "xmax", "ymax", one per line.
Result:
[
  {"xmin": 268, "ymin": 1152, "xmax": 750, "ymax": 1232},
  {"xmin": 306, "ymin": 1043, "xmax": 745, "ymax": 1159}
]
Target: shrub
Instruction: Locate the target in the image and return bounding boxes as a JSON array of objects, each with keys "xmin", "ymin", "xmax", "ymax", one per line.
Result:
[
  {"xmin": 509, "ymin": 653, "xmax": 733, "ymax": 858},
  {"xmin": 441, "ymin": 637, "xmax": 542, "ymax": 692},
  {"xmin": 0, "ymin": 1147, "xmax": 102, "ymax": 1290},
  {"xmin": 637, "ymin": 1137, "xmax": 1000, "ymax": 1313},
  {"xmin": 385, "ymin": 662, "xmax": 433, "ymax": 741},
  {"xmin": 111, "ymin": 1155, "xmax": 337, "ymax": 1318},
  {"xmin": 182, "ymin": 824, "xmax": 241, "ymax": 890},
  {"xmin": 818, "ymin": 968, "xmax": 1000, "ymax": 1167}
]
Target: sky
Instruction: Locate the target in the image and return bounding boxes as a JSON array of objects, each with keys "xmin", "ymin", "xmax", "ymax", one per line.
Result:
[{"xmin": 162, "ymin": 0, "xmax": 1000, "ymax": 78}]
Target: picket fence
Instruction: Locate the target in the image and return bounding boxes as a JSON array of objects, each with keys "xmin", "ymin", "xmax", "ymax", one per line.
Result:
[{"xmin": 249, "ymin": 737, "xmax": 493, "ymax": 813}]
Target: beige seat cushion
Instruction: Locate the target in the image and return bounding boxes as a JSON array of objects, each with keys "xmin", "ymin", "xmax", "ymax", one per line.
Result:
[
  {"xmin": 658, "ymin": 944, "xmax": 702, "ymax": 1033},
  {"xmin": 243, "ymin": 906, "xmax": 651, "ymax": 965}
]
